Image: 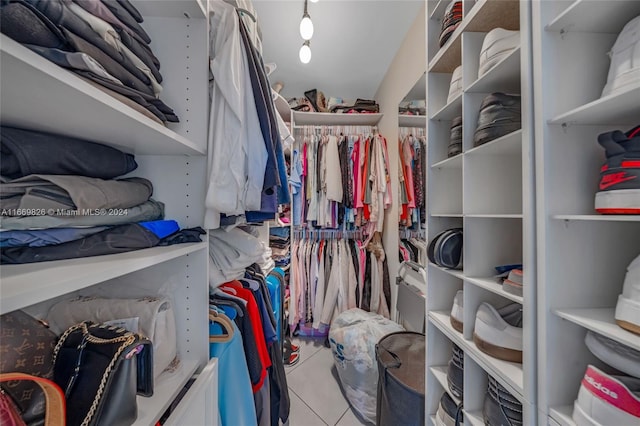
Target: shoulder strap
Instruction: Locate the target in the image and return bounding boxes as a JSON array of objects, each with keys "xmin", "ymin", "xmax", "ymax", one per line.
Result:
[{"xmin": 0, "ymin": 373, "xmax": 65, "ymax": 426}]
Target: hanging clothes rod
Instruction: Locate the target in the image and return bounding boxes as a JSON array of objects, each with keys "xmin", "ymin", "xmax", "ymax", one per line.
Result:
[{"xmin": 293, "ymin": 228, "xmax": 367, "ymax": 241}]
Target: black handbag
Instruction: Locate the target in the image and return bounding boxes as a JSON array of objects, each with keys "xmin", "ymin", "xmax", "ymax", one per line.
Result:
[{"xmin": 52, "ymin": 322, "xmax": 153, "ymax": 426}]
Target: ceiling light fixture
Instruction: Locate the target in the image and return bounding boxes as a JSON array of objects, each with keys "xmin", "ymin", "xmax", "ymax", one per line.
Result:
[
  {"xmin": 309, "ymin": 0, "xmax": 319, "ymax": 3},
  {"xmin": 299, "ymin": 0, "xmax": 314, "ymax": 40},
  {"xmin": 299, "ymin": 40, "xmax": 312, "ymax": 64}
]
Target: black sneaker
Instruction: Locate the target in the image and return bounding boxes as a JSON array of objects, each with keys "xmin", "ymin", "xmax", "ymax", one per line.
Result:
[
  {"xmin": 447, "ymin": 344, "xmax": 464, "ymax": 400},
  {"xmin": 439, "ymin": 1, "xmax": 463, "ymax": 48},
  {"xmin": 448, "ymin": 116, "xmax": 463, "ymax": 158},
  {"xmin": 436, "ymin": 392, "xmax": 463, "ymax": 426},
  {"xmin": 483, "ymin": 375, "xmax": 523, "ymax": 426},
  {"xmin": 595, "ymin": 125, "xmax": 640, "ymax": 214},
  {"xmin": 473, "ymin": 93, "xmax": 521, "ymax": 147}
]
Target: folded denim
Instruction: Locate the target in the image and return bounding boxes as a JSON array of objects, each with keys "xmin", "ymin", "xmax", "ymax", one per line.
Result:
[
  {"xmin": 0, "ymin": 226, "xmax": 109, "ymax": 247},
  {"xmin": 1, "ymin": 175, "xmax": 153, "ymax": 214},
  {"xmin": 1, "ymin": 126, "xmax": 137, "ymax": 179},
  {"xmin": 0, "ymin": 199, "xmax": 164, "ymax": 230},
  {"xmin": 0, "ymin": 0, "xmax": 69, "ymax": 49},
  {"xmin": 0, "ymin": 222, "xmax": 162, "ymax": 264}
]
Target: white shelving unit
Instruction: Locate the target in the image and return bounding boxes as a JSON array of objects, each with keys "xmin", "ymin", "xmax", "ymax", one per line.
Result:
[
  {"xmin": 425, "ymin": 1, "xmax": 536, "ymax": 424},
  {"xmin": 398, "ymin": 114, "xmax": 427, "ymax": 128},
  {"xmin": 0, "ymin": 1, "xmax": 218, "ymax": 424},
  {"xmin": 531, "ymin": 2, "xmax": 640, "ymax": 425}
]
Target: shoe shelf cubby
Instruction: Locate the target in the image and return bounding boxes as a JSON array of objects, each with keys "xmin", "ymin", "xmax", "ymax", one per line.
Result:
[
  {"xmin": 426, "ymin": 0, "xmax": 535, "ymax": 424},
  {"xmin": 532, "ymin": 1, "xmax": 640, "ymax": 425}
]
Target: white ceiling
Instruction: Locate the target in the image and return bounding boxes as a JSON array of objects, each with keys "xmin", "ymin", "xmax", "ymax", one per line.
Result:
[{"xmin": 253, "ymin": 0, "xmax": 423, "ymax": 101}]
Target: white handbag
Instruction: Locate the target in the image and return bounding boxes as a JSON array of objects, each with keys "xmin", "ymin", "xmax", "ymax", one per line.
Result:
[{"xmin": 47, "ymin": 296, "xmax": 177, "ymax": 379}]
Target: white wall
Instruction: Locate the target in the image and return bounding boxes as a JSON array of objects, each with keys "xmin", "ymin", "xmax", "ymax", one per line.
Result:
[{"xmin": 375, "ymin": 4, "xmax": 426, "ymax": 318}]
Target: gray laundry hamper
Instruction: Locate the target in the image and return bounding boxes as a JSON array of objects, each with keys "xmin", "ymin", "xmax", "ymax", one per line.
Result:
[{"xmin": 375, "ymin": 331, "xmax": 425, "ymax": 426}]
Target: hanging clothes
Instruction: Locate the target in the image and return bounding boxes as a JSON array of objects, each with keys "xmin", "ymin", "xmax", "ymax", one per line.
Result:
[{"xmin": 398, "ymin": 131, "xmax": 426, "ymax": 228}]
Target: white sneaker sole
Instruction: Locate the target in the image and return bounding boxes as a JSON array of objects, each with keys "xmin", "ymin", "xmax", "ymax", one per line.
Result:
[
  {"xmin": 595, "ymin": 189, "xmax": 640, "ymax": 214},
  {"xmin": 615, "ymin": 294, "xmax": 640, "ymax": 335},
  {"xmin": 573, "ymin": 400, "xmax": 603, "ymax": 426}
]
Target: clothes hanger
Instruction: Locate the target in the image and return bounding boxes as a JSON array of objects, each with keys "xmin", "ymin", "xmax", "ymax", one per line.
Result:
[{"xmin": 209, "ymin": 310, "xmax": 234, "ymax": 343}]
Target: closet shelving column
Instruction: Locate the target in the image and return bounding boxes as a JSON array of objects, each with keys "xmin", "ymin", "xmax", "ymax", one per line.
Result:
[
  {"xmin": 0, "ymin": 1, "xmax": 217, "ymax": 424},
  {"xmin": 531, "ymin": 1, "xmax": 640, "ymax": 425},
  {"xmin": 425, "ymin": 0, "xmax": 536, "ymax": 424}
]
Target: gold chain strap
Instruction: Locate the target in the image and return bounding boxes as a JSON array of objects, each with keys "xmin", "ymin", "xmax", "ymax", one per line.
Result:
[{"xmin": 54, "ymin": 322, "xmax": 137, "ymax": 426}]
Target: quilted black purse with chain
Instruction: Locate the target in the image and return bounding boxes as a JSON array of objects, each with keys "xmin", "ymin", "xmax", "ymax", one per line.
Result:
[{"xmin": 53, "ymin": 322, "xmax": 153, "ymax": 426}]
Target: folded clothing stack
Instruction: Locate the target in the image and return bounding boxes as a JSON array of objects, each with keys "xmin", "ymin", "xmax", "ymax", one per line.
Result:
[
  {"xmin": 288, "ymin": 89, "xmax": 379, "ymax": 114},
  {"xmin": 269, "ymin": 226, "xmax": 290, "ymax": 269},
  {"xmin": 0, "ymin": 126, "xmax": 204, "ymax": 263},
  {"xmin": 0, "ymin": 0, "xmax": 178, "ymax": 124}
]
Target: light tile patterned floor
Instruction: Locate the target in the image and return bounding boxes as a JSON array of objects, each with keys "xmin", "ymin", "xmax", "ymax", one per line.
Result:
[{"xmin": 283, "ymin": 338, "xmax": 370, "ymax": 426}]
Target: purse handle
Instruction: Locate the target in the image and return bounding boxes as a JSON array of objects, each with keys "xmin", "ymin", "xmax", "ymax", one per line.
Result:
[{"xmin": 0, "ymin": 373, "xmax": 66, "ymax": 426}]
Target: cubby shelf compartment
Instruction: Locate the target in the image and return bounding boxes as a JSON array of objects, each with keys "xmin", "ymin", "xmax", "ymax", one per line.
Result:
[
  {"xmin": 464, "ymin": 129, "xmax": 522, "ymax": 157},
  {"xmin": 429, "ymin": 263, "xmax": 465, "ymax": 280},
  {"xmin": 465, "ymin": 276, "xmax": 524, "ymax": 304},
  {"xmin": 292, "ymin": 111, "xmax": 383, "ymax": 127},
  {"xmin": 429, "ymin": 0, "xmax": 449, "ymax": 20},
  {"xmin": 464, "ymin": 410, "xmax": 484, "ymax": 426},
  {"xmin": 431, "ymin": 154, "xmax": 463, "ymax": 169},
  {"xmin": 431, "ymin": 93, "xmax": 463, "ymax": 121},
  {"xmin": 0, "ymin": 242, "xmax": 207, "ymax": 314},
  {"xmin": 429, "ymin": 311, "xmax": 524, "ymax": 401},
  {"xmin": 0, "ymin": 35, "xmax": 204, "ymax": 156},
  {"xmin": 548, "ymin": 86, "xmax": 640, "ymax": 126},
  {"xmin": 431, "ymin": 213, "xmax": 464, "ymax": 218},
  {"xmin": 134, "ymin": 359, "xmax": 200, "ymax": 426},
  {"xmin": 430, "ymin": 366, "xmax": 461, "ymax": 405},
  {"xmin": 466, "ymin": 47, "xmax": 521, "ymax": 94},
  {"xmin": 429, "ymin": 0, "xmax": 520, "ymax": 73},
  {"xmin": 554, "ymin": 308, "xmax": 640, "ymax": 351},
  {"xmin": 549, "ymin": 406, "xmax": 576, "ymax": 426},
  {"xmin": 545, "ymin": 0, "xmax": 640, "ymax": 34},
  {"xmin": 553, "ymin": 215, "xmax": 640, "ymax": 222},
  {"xmin": 399, "ymin": 114, "xmax": 427, "ymax": 128}
]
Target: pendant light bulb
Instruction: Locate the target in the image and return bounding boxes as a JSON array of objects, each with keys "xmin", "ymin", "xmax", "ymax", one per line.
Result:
[
  {"xmin": 299, "ymin": 41, "xmax": 312, "ymax": 64},
  {"xmin": 309, "ymin": 0, "xmax": 318, "ymax": 2},
  {"xmin": 299, "ymin": 13, "xmax": 314, "ymax": 40}
]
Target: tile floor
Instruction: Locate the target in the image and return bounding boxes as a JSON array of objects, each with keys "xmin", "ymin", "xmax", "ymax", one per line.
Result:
[{"xmin": 283, "ymin": 337, "xmax": 372, "ymax": 426}]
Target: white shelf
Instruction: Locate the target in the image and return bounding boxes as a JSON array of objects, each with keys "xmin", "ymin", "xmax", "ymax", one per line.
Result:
[
  {"xmin": 553, "ymin": 215, "xmax": 640, "ymax": 222},
  {"xmin": 549, "ymin": 406, "xmax": 576, "ymax": 426},
  {"xmin": 0, "ymin": 242, "xmax": 207, "ymax": 314},
  {"xmin": 429, "ymin": 0, "xmax": 449, "ymax": 20},
  {"xmin": 274, "ymin": 92, "xmax": 291, "ymax": 123},
  {"xmin": 0, "ymin": 35, "xmax": 205, "ymax": 156},
  {"xmin": 292, "ymin": 111, "xmax": 383, "ymax": 127},
  {"xmin": 432, "ymin": 154, "xmax": 463, "ymax": 169},
  {"xmin": 429, "ymin": 29, "xmax": 462, "ymax": 74},
  {"xmin": 465, "ymin": 214, "xmax": 523, "ymax": 219},
  {"xmin": 464, "ymin": 129, "xmax": 522, "ymax": 157},
  {"xmin": 429, "ymin": 263, "xmax": 465, "ymax": 280},
  {"xmin": 465, "ymin": 276, "xmax": 524, "ymax": 304},
  {"xmin": 554, "ymin": 308, "xmax": 640, "ymax": 351},
  {"xmin": 549, "ymin": 86, "xmax": 640, "ymax": 126},
  {"xmin": 430, "ymin": 415, "xmax": 437, "ymax": 426},
  {"xmin": 431, "ymin": 93, "xmax": 462, "ymax": 121},
  {"xmin": 467, "ymin": 47, "xmax": 521, "ymax": 94},
  {"xmin": 430, "ymin": 311, "xmax": 525, "ymax": 401},
  {"xmin": 464, "ymin": 410, "xmax": 484, "ymax": 426},
  {"xmin": 399, "ymin": 114, "xmax": 427, "ymax": 128},
  {"xmin": 546, "ymin": 0, "xmax": 640, "ymax": 34},
  {"xmin": 431, "ymin": 213, "xmax": 464, "ymax": 218},
  {"xmin": 131, "ymin": 0, "xmax": 206, "ymax": 19},
  {"xmin": 134, "ymin": 359, "xmax": 200, "ymax": 426},
  {"xmin": 430, "ymin": 366, "xmax": 461, "ymax": 405}
]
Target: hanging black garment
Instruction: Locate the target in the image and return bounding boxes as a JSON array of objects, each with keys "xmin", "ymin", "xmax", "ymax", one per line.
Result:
[
  {"xmin": 362, "ymin": 252, "xmax": 372, "ymax": 311},
  {"xmin": 268, "ymin": 343, "xmax": 290, "ymax": 426}
]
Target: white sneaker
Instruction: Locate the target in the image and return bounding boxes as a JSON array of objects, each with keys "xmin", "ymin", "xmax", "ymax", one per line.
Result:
[
  {"xmin": 601, "ymin": 15, "xmax": 640, "ymax": 98},
  {"xmin": 450, "ymin": 290, "xmax": 463, "ymax": 333},
  {"xmin": 585, "ymin": 331, "xmax": 640, "ymax": 378},
  {"xmin": 473, "ymin": 302, "xmax": 523, "ymax": 363},
  {"xmin": 615, "ymin": 253, "xmax": 640, "ymax": 335},
  {"xmin": 478, "ymin": 28, "xmax": 520, "ymax": 78},
  {"xmin": 572, "ymin": 365, "xmax": 640, "ymax": 426},
  {"xmin": 447, "ymin": 65, "xmax": 463, "ymax": 104}
]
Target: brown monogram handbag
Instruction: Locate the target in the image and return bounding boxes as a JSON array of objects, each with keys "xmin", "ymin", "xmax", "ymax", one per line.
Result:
[{"xmin": 0, "ymin": 310, "xmax": 57, "ymax": 425}]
